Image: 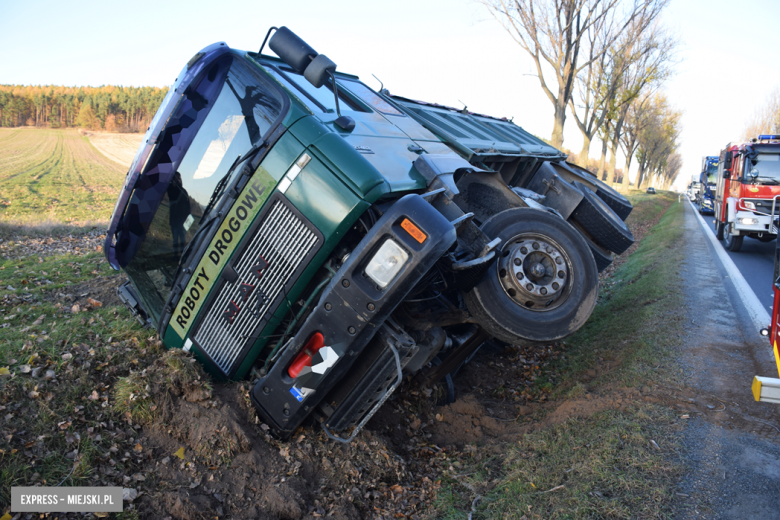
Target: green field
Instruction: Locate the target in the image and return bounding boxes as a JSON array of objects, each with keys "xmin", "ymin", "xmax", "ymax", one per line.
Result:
[{"xmin": 0, "ymin": 128, "xmax": 127, "ymax": 226}]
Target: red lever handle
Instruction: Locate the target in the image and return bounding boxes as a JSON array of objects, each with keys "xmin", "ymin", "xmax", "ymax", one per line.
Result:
[{"xmin": 288, "ymin": 332, "xmax": 324, "ymax": 378}]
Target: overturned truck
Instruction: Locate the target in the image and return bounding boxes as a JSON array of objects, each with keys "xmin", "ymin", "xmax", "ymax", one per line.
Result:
[{"xmin": 105, "ymin": 27, "xmax": 633, "ymax": 441}]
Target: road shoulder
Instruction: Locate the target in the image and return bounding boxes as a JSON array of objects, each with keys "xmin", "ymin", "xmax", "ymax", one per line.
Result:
[{"xmin": 674, "ymin": 199, "xmax": 780, "ymax": 519}]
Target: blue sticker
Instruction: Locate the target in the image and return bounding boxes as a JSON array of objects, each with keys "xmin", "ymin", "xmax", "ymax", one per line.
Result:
[{"xmin": 289, "ymin": 386, "xmax": 304, "ymax": 402}]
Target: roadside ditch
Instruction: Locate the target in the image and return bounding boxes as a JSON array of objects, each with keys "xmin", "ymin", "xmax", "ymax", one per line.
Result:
[{"xmin": 1, "ymin": 190, "xmax": 731, "ymax": 520}]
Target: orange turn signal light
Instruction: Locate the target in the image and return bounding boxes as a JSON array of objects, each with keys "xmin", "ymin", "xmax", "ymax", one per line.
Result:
[{"xmin": 401, "ymin": 218, "xmax": 427, "ymax": 244}]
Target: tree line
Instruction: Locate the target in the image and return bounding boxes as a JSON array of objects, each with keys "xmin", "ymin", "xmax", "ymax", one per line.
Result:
[
  {"xmin": 481, "ymin": 0, "xmax": 682, "ymax": 190},
  {"xmin": 742, "ymin": 87, "xmax": 780, "ymax": 140},
  {"xmin": 0, "ymin": 85, "xmax": 168, "ymax": 132}
]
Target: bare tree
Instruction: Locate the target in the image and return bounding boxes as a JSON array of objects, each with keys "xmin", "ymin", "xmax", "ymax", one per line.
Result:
[
  {"xmin": 742, "ymin": 87, "xmax": 780, "ymax": 140},
  {"xmin": 605, "ymin": 20, "xmax": 676, "ymax": 185},
  {"xmin": 660, "ymin": 152, "xmax": 683, "ymax": 189},
  {"xmin": 634, "ymin": 94, "xmax": 681, "ymax": 189},
  {"xmin": 619, "ymin": 92, "xmax": 653, "ymax": 187},
  {"xmin": 479, "ymin": 0, "xmax": 645, "ymax": 148},
  {"xmin": 568, "ymin": 0, "xmax": 670, "ymax": 166}
]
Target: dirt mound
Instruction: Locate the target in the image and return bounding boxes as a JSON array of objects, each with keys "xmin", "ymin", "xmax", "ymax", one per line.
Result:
[
  {"xmin": 539, "ymin": 389, "xmax": 641, "ymax": 427},
  {"xmin": 427, "ymin": 395, "xmax": 523, "ymax": 446},
  {"xmin": 117, "ymin": 351, "xmax": 438, "ymax": 519}
]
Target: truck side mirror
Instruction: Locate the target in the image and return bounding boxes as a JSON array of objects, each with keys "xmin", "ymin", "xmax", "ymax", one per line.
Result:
[
  {"xmin": 269, "ymin": 26, "xmax": 318, "ymax": 73},
  {"xmin": 724, "ymin": 151, "xmax": 733, "ymax": 169},
  {"xmin": 304, "ymin": 54, "xmax": 337, "ymax": 88}
]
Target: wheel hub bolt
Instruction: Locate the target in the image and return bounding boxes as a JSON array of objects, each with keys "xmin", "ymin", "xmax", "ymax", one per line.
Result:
[
  {"xmin": 555, "ymin": 257, "xmax": 563, "ymax": 265},
  {"xmin": 526, "ymin": 283, "xmax": 534, "ymax": 291},
  {"xmin": 513, "ymin": 258, "xmax": 522, "ymax": 266},
  {"xmin": 552, "ymin": 282, "xmax": 559, "ymax": 290},
  {"xmin": 516, "ymin": 272, "xmax": 524, "ymax": 280},
  {"xmin": 558, "ymin": 271, "xmax": 565, "ymax": 278},
  {"xmin": 546, "ymin": 247, "xmax": 552, "ymax": 253},
  {"xmin": 521, "ymin": 247, "xmax": 528, "ymax": 254},
  {"xmin": 532, "ymin": 242, "xmax": 540, "ymax": 250},
  {"xmin": 540, "ymin": 287, "xmax": 548, "ymax": 295},
  {"xmin": 531, "ymin": 263, "xmax": 546, "ymax": 278}
]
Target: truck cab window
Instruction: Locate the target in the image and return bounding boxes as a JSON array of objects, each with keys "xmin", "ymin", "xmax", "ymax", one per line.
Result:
[
  {"xmin": 342, "ymin": 80, "xmax": 404, "ymax": 116},
  {"xmin": 263, "ymin": 64, "xmax": 364, "ymax": 114}
]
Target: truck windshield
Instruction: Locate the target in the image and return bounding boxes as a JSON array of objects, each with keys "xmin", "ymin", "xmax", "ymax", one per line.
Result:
[
  {"xmin": 746, "ymin": 154, "xmax": 780, "ymax": 182},
  {"xmin": 706, "ymin": 163, "xmax": 718, "ymax": 185},
  {"xmin": 125, "ymin": 57, "xmax": 285, "ymax": 325}
]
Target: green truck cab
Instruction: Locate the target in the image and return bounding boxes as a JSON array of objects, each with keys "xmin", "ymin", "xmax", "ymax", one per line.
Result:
[{"xmin": 105, "ymin": 27, "xmax": 632, "ymax": 440}]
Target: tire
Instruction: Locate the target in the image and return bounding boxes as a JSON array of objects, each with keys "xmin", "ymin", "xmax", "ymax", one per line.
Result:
[
  {"xmin": 555, "ymin": 162, "xmax": 633, "ymax": 220},
  {"xmin": 569, "ymin": 182, "xmax": 634, "ymax": 255},
  {"xmin": 568, "ymin": 220, "xmax": 613, "ymax": 272},
  {"xmin": 584, "ymin": 235, "xmax": 613, "ymax": 273},
  {"xmin": 596, "ymin": 189, "xmax": 634, "ymax": 221},
  {"xmin": 463, "ymin": 207, "xmax": 599, "ymax": 344},
  {"xmin": 723, "ymin": 223, "xmax": 743, "ymax": 252}
]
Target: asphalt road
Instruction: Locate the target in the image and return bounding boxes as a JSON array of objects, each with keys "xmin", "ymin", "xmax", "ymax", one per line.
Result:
[{"xmin": 690, "ymin": 198, "xmax": 776, "ymax": 315}]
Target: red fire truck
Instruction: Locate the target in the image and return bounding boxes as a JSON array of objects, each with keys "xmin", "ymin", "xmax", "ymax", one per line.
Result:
[{"xmin": 714, "ymin": 135, "xmax": 780, "ymax": 252}]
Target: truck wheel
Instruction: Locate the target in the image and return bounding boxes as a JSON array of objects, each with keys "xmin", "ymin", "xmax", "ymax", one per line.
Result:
[
  {"xmin": 715, "ymin": 220, "xmax": 724, "ymax": 240},
  {"xmin": 569, "ymin": 182, "xmax": 634, "ymax": 255},
  {"xmin": 592, "ymin": 181, "xmax": 632, "ymax": 220},
  {"xmin": 553, "ymin": 163, "xmax": 632, "ymax": 220},
  {"xmin": 584, "ymin": 235, "xmax": 613, "ymax": 273},
  {"xmin": 568, "ymin": 220, "xmax": 613, "ymax": 272},
  {"xmin": 723, "ymin": 223, "xmax": 743, "ymax": 252},
  {"xmin": 463, "ymin": 208, "xmax": 598, "ymax": 344}
]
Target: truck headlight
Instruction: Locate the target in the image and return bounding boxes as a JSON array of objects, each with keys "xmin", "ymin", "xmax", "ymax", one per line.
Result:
[
  {"xmin": 365, "ymin": 239, "xmax": 409, "ymax": 288},
  {"xmin": 743, "ymin": 201, "xmax": 756, "ymax": 210},
  {"xmin": 739, "ymin": 217, "xmax": 758, "ymax": 225}
]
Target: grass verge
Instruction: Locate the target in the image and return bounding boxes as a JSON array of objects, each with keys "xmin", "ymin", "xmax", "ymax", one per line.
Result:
[
  {"xmin": 0, "ymin": 249, "xmax": 155, "ymax": 510},
  {"xmin": 433, "ymin": 191, "xmax": 687, "ymax": 519}
]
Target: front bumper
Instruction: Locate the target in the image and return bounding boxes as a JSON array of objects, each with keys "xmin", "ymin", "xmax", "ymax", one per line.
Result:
[
  {"xmin": 732, "ymin": 210, "xmax": 773, "ymax": 233},
  {"xmin": 250, "ymin": 194, "xmax": 456, "ymax": 438}
]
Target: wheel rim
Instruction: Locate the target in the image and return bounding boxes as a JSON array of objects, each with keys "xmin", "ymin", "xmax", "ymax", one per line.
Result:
[{"xmin": 497, "ymin": 233, "xmax": 573, "ymax": 312}]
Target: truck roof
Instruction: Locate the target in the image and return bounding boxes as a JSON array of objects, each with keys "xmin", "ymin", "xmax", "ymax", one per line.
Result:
[{"xmin": 388, "ymin": 94, "xmax": 566, "ymax": 162}]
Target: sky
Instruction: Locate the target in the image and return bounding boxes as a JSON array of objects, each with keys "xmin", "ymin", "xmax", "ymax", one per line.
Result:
[{"xmin": 1, "ymin": 0, "xmax": 779, "ymax": 191}]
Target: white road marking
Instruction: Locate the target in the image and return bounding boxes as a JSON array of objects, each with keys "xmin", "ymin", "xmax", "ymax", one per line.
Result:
[{"xmin": 688, "ymin": 199, "xmax": 771, "ymax": 332}]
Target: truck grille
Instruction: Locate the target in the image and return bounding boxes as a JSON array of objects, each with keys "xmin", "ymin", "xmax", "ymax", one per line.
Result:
[{"xmin": 193, "ymin": 196, "xmax": 320, "ymax": 376}]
